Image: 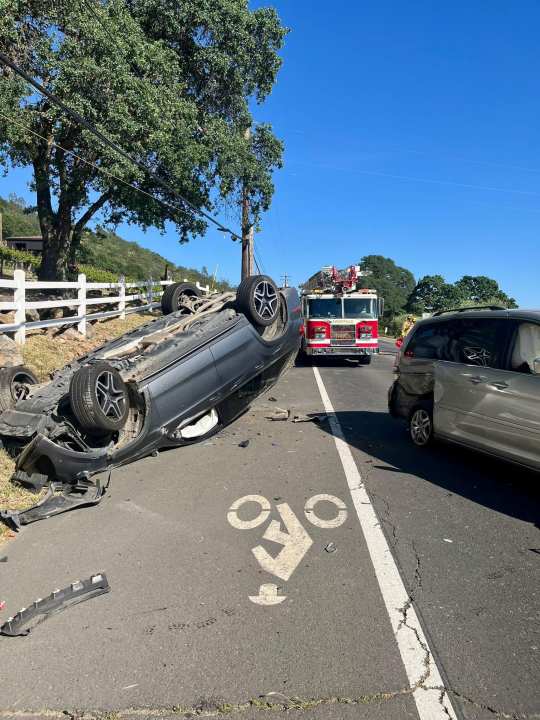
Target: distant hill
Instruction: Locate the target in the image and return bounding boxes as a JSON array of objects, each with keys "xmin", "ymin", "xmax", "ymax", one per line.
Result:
[{"xmin": 0, "ymin": 194, "xmax": 233, "ymax": 290}]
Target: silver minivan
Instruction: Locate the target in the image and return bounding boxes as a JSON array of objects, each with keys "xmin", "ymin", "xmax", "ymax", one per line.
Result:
[{"xmin": 388, "ymin": 308, "xmax": 540, "ymax": 471}]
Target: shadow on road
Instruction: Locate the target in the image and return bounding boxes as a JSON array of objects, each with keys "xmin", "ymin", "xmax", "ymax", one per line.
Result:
[{"xmin": 315, "ymin": 409, "xmax": 540, "ymax": 528}]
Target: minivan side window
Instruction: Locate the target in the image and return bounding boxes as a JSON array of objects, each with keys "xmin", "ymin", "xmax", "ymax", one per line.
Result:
[
  {"xmin": 406, "ymin": 318, "xmax": 509, "ymax": 368},
  {"xmin": 405, "ymin": 322, "xmax": 451, "ymax": 360},
  {"xmin": 446, "ymin": 318, "xmax": 508, "ymax": 368}
]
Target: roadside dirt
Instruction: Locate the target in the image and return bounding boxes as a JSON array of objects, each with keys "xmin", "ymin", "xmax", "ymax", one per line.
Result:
[{"xmin": 0, "ymin": 312, "xmax": 156, "ymax": 545}]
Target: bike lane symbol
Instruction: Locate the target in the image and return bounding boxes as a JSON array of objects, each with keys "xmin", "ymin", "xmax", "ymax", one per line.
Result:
[{"xmin": 227, "ymin": 494, "xmax": 348, "ymax": 605}]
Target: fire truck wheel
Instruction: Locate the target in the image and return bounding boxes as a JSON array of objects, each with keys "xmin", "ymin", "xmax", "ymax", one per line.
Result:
[
  {"xmin": 358, "ymin": 355, "xmax": 372, "ymax": 365},
  {"xmin": 236, "ymin": 275, "xmax": 281, "ymax": 328}
]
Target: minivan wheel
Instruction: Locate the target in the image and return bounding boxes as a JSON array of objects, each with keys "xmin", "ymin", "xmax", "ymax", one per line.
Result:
[{"xmin": 409, "ymin": 407, "xmax": 433, "ymax": 447}]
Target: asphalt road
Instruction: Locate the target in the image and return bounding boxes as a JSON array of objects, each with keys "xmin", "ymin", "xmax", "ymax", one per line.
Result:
[{"xmin": 0, "ymin": 341, "xmax": 538, "ymax": 720}]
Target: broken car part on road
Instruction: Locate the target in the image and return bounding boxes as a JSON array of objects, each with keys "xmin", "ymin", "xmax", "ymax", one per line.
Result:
[
  {"xmin": 0, "ymin": 573, "xmax": 110, "ymax": 637},
  {"xmin": 0, "ymin": 276, "xmax": 301, "ymax": 528}
]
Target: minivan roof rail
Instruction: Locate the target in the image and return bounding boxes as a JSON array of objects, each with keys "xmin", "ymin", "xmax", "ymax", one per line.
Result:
[{"xmin": 432, "ymin": 304, "xmax": 507, "ymax": 316}]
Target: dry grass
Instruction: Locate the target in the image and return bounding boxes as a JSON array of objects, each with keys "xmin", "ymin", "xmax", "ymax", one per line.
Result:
[
  {"xmin": 0, "ymin": 311, "xmax": 156, "ymax": 545},
  {"xmin": 22, "ymin": 312, "xmax": 154, "ymax": 381}
]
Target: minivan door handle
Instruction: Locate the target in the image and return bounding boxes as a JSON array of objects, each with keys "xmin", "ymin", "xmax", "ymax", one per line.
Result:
[
  {"xmin": 469, "ymin": 375, "xmax": 486, "ymax": 384},
  {"xmin": 490, "ymin": 381, "xmax": 509, "ymax": 390}
]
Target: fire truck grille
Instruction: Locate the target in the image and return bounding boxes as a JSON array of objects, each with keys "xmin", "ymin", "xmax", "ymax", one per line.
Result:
[{"xmin": 331, "ymin": 324, "xmax": 356, "ymax": 344}]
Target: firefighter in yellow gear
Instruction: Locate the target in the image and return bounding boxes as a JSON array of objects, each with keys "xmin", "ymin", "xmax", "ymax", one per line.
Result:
[{"xmin": 401, "ymin": 315, "xmax": 416, "ymax": 337}]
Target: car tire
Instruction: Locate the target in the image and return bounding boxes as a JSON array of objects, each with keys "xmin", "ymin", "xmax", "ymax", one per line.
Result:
[
  {"xmin": 409, "ymin": 405, "xmax": 433, "ymax": 447},
  {"xmin": 70, "ymin": 362, "xmax": 130, "ymax": 434},
  {"xmin": 0, "ymin": 366, "xmax": 38, "ymax": 412},
  {"xmin": 358, "ymin": 355, "xmax": 372, "ymax": 365},
  {"xmin": 236, "ymin": 275, "xmax": 281, "ymax": 327},
  {"xmin": 161, "ymin": 282, "xmax": 201, "ymax": 315}
]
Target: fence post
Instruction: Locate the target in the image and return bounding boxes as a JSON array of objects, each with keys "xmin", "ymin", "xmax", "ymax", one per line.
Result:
[
  {"xmin": 77, "ymin": 273, "xmax": 87, "ymax": 336},
  {"xmin": 14, "ymin": 268, "xmax": 26, "ymax": 345},
  {"xmin": 118, "ymin": 275, "xmax": 126, "ymax": 319},
  {"xmin": 146, "ymin": 277, "xmax": 153, "ymax": 307}
]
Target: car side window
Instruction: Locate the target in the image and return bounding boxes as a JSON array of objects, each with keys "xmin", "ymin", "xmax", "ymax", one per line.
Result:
[
  {"xmin": 405, "ymin": 322, "xmax": 451, "ymax": 359},
  {"xmin": 444, "ymin": 318, "xmax": 508, "ymax": 368},
  {"xmin": 406, "ymin": 318, "xmax": 509, "ymax": 368},
  {"xmin": 509, "ymin": 321, "xmax": 540, "ymax": 374}
]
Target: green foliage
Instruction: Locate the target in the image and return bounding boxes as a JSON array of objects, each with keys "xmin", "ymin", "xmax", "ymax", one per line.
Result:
[
  {"xmin": 0, "ymin": 243, "xmax": 39, "ymax": 268},
  {"xmin": 358, "ymin": 255, "xmax": 416, "ymax": 319},
  {"xmin": 0, "ymin": 195, "xmax": 41, "ymax": 238},
  {"xmin": 0, "ymin": 0, "xmax": 287, "ymax": 278},
  {"xmin": 384, "ymin": 314, "xmax": 409, "ymax": 338},
  {"xmin": 78, "ymin": 264, "xmax": 125, "ymax": 283},
  {"xmin": 408, "ymin": 274, "xmax": 517, "ymax": 313},
  {"xmin": 455, "ymin": 275, "xmax": 516, "ymax": 306}
]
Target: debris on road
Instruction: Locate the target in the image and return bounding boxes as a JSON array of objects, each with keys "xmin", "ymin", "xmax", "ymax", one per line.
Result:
[
  {"xmin": 0, "ymin": 556, "xmax": 7, "ymax": 563},
  {"xmin": 267, "ymin": 396, "xmax": 277, "ymax": 402},
  {"xmin": 0, "ymin": 600, "xmax": 6, "ymax": 611},
  {"xmin": 265, "ymin": 407, "xmax": 290, "ymax": 421},
  {"xmin": 0, "ymin": 477, "xmax": 106, "ymax": 530},
  {"xmin": 292, "ymin": 413, "xmax": 326, "ymax": 423},
  {"xmin": 0, "ymin": 572, "xmax": 110, "ymax": 637},
  {"xmin": 325, "ymin": 542, "xmax": 337, "ymax": 553},
  {"xmin": 238, "ymin": 439, "xmax": 250, "ymax": 448}
]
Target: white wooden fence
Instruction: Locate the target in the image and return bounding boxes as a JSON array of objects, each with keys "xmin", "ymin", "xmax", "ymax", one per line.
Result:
[{"xmin": 0, "ymin": 270, "xmax": 212, "ymax": 345}]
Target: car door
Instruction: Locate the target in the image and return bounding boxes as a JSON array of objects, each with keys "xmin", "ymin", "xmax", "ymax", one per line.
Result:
[
  {"xmin": 210, "ymin": 319, "xmax": 266, "ymax": 396},
  {"xmin": 433, "ymin": 317, "xmax": 538, "ymax": 464},
  {"xmin": 490, "ymin": 320, "xmax": 540, "ymax": 469}
]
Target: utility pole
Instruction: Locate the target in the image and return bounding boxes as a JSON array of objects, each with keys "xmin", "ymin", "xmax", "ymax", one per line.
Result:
[
  {"xmin": 281, "ymin": 272, "xmax": 291, "ymax": 288},
  {"xmin": 241, "ymin": 126, "xmax": 254, "ymax": 280}
]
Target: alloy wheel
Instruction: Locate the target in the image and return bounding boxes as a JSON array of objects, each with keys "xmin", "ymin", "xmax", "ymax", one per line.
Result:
[
  {"xmin": 95, "ymin": 370, "xmax": 126, "ymax": 420},
  {"xmin": 253, "ymin": 280, "xmax": 279, "ymax": 320},
  {"xmin": 410, "ymin": 408, "xmax": 432, "ymax": 446}
]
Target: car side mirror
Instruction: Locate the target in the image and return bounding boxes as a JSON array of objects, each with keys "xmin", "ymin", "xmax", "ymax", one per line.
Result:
[{"xmin": 533, "ymin": 357, "xmax": 540, "ymax": 375}]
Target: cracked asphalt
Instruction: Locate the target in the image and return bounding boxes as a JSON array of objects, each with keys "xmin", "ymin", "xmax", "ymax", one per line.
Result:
[{"xmin": 0, "ymin": 340, "xmax": 538, "ymax": 720}]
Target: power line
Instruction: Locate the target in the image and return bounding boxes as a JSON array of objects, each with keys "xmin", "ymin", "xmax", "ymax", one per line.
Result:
[
  {"xmin": 0, "ymin": 50, "xmax": 242, "ymax": 241},
  {"xmin": 0, "ymin": 109, "xmax": 189, "ymax": 221}
]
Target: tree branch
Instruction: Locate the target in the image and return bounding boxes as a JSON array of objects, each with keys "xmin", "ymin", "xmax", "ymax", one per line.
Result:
[{"xmin": 73, "ymin": 191, "xmax": 112, "ymax": 234}]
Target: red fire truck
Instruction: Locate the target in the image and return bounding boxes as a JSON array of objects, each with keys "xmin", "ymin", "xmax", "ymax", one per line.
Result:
[{"xmin": 300, "ymin": 265, "xmax": 382, "ymax": 364}]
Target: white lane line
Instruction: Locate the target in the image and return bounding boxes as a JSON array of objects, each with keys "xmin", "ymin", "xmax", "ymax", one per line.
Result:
[{"xmin": 312, "ymin": 366, "xmax": 457, "ymax": 720}]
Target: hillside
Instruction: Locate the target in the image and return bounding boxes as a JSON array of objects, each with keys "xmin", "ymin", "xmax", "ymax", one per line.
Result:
[{"xmin": 0, "ymin": 195, "xmax": 232, "ymax": 290}]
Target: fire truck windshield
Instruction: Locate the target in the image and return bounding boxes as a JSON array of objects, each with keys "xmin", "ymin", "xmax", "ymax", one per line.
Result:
[
  {"xmin": 343, "ymin": 298, "xmax": 375, "ymax": 318},
  {"xmin": 307, "ymin": 298, "xmax": 342, "ymax": 318}
]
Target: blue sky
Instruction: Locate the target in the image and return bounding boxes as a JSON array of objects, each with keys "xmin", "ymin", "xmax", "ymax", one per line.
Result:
[{"xmin": 1, "ymin": 1, "xmax": 539, "ymax": 305}]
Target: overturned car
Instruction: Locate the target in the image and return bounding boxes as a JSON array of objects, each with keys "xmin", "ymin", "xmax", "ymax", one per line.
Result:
[{"xmin": 0, "ymin": 275, "xmax": 301, "ymax": 526}]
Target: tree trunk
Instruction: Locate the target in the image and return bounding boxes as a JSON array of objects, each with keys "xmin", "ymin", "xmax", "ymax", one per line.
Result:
[{"xmin": 39, "ymin": 224, "xmax": 72, "ymax": 281}]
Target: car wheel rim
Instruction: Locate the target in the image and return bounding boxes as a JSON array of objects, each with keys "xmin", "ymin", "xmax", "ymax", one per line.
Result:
[
  {"xmin": 411, "ymin": 409, "xmax": 431, "ymax": 445},
  {"xmin": 253, "ymin": 281, "xmax": 278, "ymax": 320},
  {"xmin": 11, "ymin": 372, "xmax": 35, "ymax": 401},
  {"xmin": 95, "ymin": 371, "xmax": 126, "ymax": 420}
]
